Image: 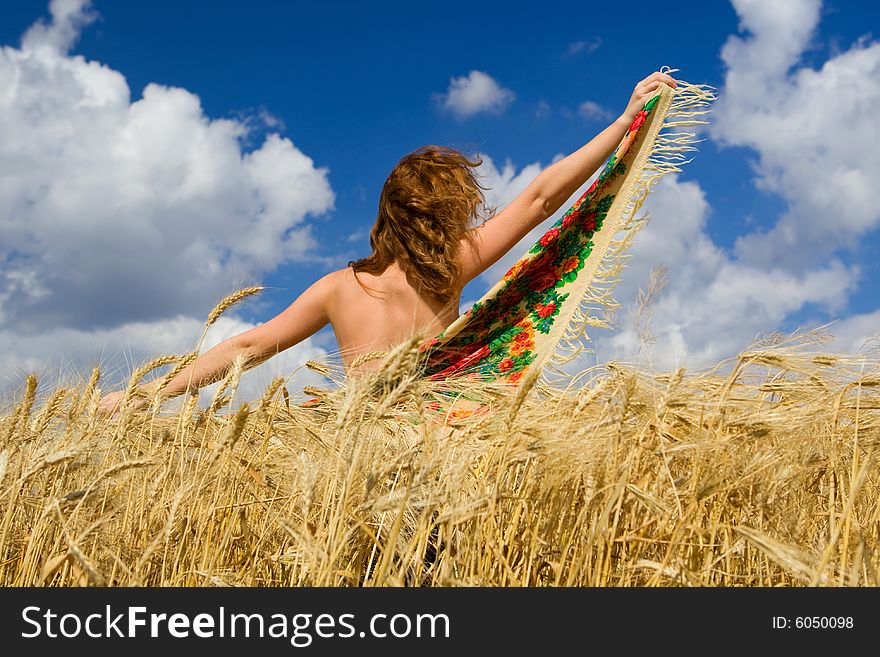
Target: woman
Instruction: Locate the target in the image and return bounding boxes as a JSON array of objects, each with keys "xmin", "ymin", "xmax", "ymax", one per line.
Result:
[{"xmin": 98, "ymin": 71, "xmax": 676, "ymax": 414}]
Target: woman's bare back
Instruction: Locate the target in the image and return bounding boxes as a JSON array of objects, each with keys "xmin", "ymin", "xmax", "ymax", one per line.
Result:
[{"xmin": 325, "ymin": 261, "xmax": 461, "ymax": 374}]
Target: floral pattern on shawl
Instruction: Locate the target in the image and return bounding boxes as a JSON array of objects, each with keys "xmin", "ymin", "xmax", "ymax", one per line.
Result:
[{"xmin": 418, "ymin": 94, "xmax": 661, "ymax": 382}]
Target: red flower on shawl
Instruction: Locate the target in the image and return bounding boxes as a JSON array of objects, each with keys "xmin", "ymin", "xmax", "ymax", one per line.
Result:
[
  {"xmin": 428, "ymin": 343, "xmax": 490, "ymax": 380},
  {"xmin": 504, "ymin": 287, "xmax": 527, "ymax": 307},
  {"xmin": 498, "ymin": 357, "xmax": 515, "ymax": 372},
  {"xmin": 509, "ymin": 327, "xmax": 534, "ymax": 356},
  {"xmin": 508, "ymin": 370, "xmax": 525, "ymax": 383},
  {"xmin": 513, "ymin": 326, "xmax": 533, "ymax": 342},
  {"xmin": 561, "ymin": 256, "xmax": 579, "ymax": 274},
  {"xmin": 525, "ymin": 246, "xmax": 559, "ymax": 292},
  {"xmin": 537, "ymin": 303, "xmax": 556, "ymax": 318},
  {"xmin": 504, "ymin": 261, "xmax": 524, "ymax": 280},
  {"xmin": 530, "ymin": 268, "xmax": 558, "ymax": 292},
  {"xmin": 539, "ymin": 227, "xmax": 561, "ymax": 247},
  {"xmin": 509, "ymin": 340, "xmax": 532, "ymax": 357},
  {"xmin": 581, "ymin": 212, "xmax": 597, "ymax": 232},
  {"xmin": 586, "ymin": 178, "xmax": 599, "ymax": 196},
  {"xmin": 629, "ymin": 109, "xmax": 648, "ymax": 133},
  {"xmin": 419, "ymin": 336, "xmax": 441, "ymax": 353}
]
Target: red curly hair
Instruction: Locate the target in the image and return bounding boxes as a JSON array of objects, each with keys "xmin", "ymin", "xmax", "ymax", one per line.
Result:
[{"xmin": 349, "ymin": 145, "xmax": 493, "ymax": 305}]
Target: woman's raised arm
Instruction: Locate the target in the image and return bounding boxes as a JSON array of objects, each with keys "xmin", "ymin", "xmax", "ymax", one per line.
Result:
[{"xmin": 456, "ymin": 70, "xmax": 676, "ymax": 285}]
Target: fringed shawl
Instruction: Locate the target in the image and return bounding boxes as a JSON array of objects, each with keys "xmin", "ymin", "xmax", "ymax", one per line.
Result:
[{"xmin": 415, "ymin": 72, "xmax": 715, "ymax": 389}]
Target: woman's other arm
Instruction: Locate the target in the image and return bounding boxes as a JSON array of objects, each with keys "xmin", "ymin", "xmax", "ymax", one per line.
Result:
[
  {"xmin": 97, "ymin": 274, "xmax": 335, "ymax": 413},
  {"xmin": 457, "ymin": 70, "xmax": 677, "ymax": 284}
]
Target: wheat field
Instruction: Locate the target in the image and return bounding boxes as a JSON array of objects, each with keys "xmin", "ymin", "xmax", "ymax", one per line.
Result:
[{"xmin": 0, "ymin": 303, "xmax": 877, "ymax": 587}]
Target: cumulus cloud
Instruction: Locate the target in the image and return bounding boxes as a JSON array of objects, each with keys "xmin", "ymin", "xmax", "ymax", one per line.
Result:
[
  {"xmin": 0, "ymin": 0, "xmax": 334, "ymax": 333},
  {"xmin": 594, "ymin": 176, "xmax": 857, "ymax": 369},
  {"xmin": 0, "ymin": 0, "xmax": 334, "ymax": 395},
  {"xmin": 21, "ymin": 0, "xmax": 98, "ymax": 54},
  {"xmin": 0, "ymin": 314, "xmax": 331, "ymax": 403},
  {"xmin": 711, "ymin": 0, "xmax": 880, "ymax": 269},
  {"xmin": 824, "ymin": 310, "xmax": 880, "ymax": 355},
  {"xmin": 434, "ymin": 70, "xmax": 515, "ymax": 119}
]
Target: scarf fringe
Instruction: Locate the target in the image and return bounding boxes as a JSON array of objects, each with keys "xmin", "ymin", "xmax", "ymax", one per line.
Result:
[{"xmin": 538, "ymin": 73, "xmax": 717, "ymax": 389}]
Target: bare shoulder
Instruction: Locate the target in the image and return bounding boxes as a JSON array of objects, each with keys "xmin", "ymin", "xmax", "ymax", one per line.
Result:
[
  {"xmin": 323, "ymin": 266, "xmax": 355, "ymax": 288},
  {"xmin": 324, "ymin": 267, "xmax": 348, "ymax": 281},
  {"xmin": 316, "ymin": 267, "xmax": 355, "ymax": 302},
  {"xmin": 314, "ymin": 268, "xmax": 345, "ymax": 295}
]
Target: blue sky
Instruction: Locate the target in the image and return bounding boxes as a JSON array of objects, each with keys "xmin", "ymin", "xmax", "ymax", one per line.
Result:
[{"xmin": 1, "ymin": 0, "xmax": 878, "ymax": 395}]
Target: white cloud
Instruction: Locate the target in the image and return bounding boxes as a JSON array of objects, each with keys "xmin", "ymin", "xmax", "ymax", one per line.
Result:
[
  {"xmin": 535, "ymin": 99, "xmax": 551, "ymax": 119},
  {"xmin": 0, "ymin": 0, "xmax": 334, "ymax": 334},
  {"xmin": 434, "ymin": 70, "xmax": 515, "ymax": 119},
  {"xmin": 0, "ymin": 315, "xmax": 330, "ymax": 403},
  {"xmin": 824, "ymin": 310, "xmax": 880, "ymax": 355},
  {"xmin": 565, "ymin": 38, "xmax": 601, "ymax": 57},
  {"xmin": 578, "ymin": 100, "xmax": 613, "ymax": 121},
  {"xmin": 0, "ymin": 0, "xmax": 336, "ymax": 394},
  {"xmin": 711, "ymin": 0, "xmax": 880, "ymax": 269},
  {"xmin": 594, "ymin": 176, "xmax": 858, "ymax": 369},
  {"xmin": 21, "ymin": 0, "xmax": 98, "ymax": 54},
  {"xmin": 345, "ymin": 228, "xmax": 368, "ymax": 243}
]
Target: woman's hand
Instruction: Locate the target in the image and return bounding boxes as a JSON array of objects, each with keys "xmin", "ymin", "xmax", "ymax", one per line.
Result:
[
  {"xmin": 617, "ymin": 71, "xmax": 677, "ymax": 126},
  {"xmin": 97, "ymin": 390, "xmax": 148, "ymax": 416}
]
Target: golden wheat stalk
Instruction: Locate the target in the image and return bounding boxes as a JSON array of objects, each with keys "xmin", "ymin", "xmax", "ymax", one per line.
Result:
[
  {"xmin": 154, "ymin": 352, "xmax": 198, "ymax": 394},
  {"xmin": 205, "ymin": 286, "xmax": 263, "ymax": 327},
  {"xmin": 31, "ymin": 388, "xmax": 67, "ymax": 437},
  {"xmin": 2, "ymin": 373, "xmax": 38, "ymax": 444}
]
